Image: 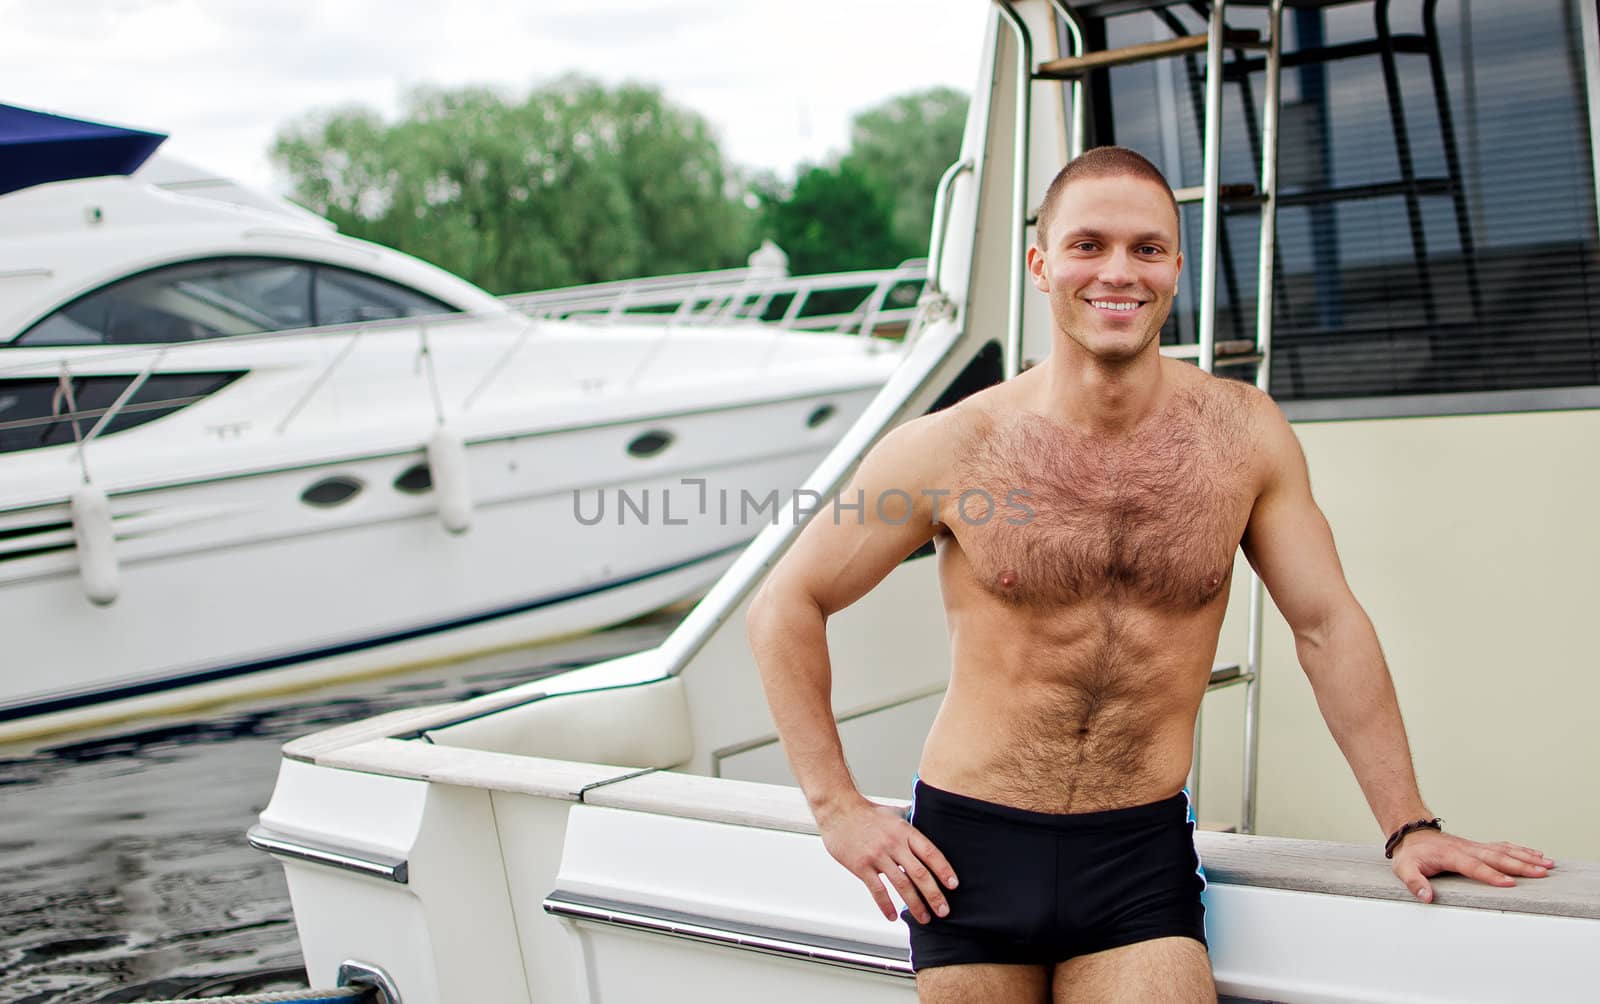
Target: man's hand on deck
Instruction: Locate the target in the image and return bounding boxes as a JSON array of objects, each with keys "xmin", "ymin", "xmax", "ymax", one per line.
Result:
[
  {"xmin": 1390, "ymin": 830, "xmax": 1554, "ymax": 903},
  {"xmin": 818, "ymin": 798, "xmax": 958, "ymax": 923}
]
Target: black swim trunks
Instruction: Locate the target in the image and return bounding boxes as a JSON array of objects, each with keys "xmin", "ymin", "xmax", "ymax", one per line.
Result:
[{"xmin": 903, "ymin": 779, "xmax": 1206, "ymax": 971}]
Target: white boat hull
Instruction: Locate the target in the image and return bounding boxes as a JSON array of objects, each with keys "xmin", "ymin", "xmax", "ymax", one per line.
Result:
[{"xmin": 1, "ymin": 378, "xmax": 886, "ymax": 741}]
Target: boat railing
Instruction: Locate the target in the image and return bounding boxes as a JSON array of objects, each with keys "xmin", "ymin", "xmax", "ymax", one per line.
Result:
[
  {"xmin": 0, "ymin": 307, "xmax": 498, "ymax": 377},
  {"xmin": 2, "ymin": 259, "xmax": 927, "ymax": 465},
  {"xmin": 0, "ymin": 312, "xmax": 502, "ymax": 467},
  {"xmin": 500, "ymin": 260, "xmax": 929, "ymax": 340}
]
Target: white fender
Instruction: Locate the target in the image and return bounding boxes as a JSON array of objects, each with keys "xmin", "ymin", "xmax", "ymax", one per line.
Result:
[
  {"xmin": 427, "ymin": 425, "xmax": 473, "ymax": 534},
  {"xmin": 70, "ymin": 483, "xmax": 120, "ymax": 605}
]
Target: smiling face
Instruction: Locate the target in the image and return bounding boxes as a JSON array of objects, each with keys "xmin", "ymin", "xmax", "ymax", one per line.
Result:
[{"xmin": 1027, "ymin": 173, "xmax": 1183, "ymax": 365}]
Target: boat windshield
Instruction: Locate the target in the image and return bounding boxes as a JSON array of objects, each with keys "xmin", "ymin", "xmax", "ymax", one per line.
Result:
[{"xmin": 12, "ymin": 257, "xmax": 458, "ymax": 347}]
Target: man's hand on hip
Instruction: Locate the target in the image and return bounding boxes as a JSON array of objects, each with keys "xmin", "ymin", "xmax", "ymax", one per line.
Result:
[
  {"xmin": 1390, "ymin": 830, "xmax": 1554, "ymax": 903},
  {"xmin": 818, "ymin": 797, "xmax": 958, "ymax": 923}
]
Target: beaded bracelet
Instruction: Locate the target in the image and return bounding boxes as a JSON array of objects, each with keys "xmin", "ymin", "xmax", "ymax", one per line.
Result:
[{"xmin": 1384, "ymin": 817, "xmax": 1443, "ymax": 859}]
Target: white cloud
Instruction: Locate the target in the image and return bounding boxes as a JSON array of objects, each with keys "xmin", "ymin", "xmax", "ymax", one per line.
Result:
[{"xmin": 0, "ymin": 0, "xmax": 988, "ymax": 193}]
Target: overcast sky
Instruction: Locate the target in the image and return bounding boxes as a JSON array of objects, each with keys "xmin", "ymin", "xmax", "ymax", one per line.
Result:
[{"xmin": 1, "ymin": 0, "xmax": 990, "ymax": 195}]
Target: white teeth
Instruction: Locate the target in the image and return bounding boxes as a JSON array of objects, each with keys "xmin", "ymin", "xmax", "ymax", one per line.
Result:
[{"xmin": 1090, "ymin": 300, "xmax": 1140, "ymax": 312}]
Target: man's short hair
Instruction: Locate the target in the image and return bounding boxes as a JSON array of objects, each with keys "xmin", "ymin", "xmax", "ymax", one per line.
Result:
[{"xmin": 1034, "ymin": 146, "xmax": 1180, "ymax": 247}]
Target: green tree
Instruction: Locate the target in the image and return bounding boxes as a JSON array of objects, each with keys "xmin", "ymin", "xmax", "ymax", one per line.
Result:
[
  {"xmin": 842, "ymin": 86, "xmax": 970, "ymax": 255},
  {"xmin": 271, "ymin": 78, "xmax": 754, "ymax": 294},
  {"xmin": 759, "ymin": 162, "xmax": 915, "ymax": 276}
]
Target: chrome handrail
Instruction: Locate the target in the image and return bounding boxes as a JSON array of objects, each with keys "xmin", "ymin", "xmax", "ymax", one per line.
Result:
[
  {"xmin": 247, "ymin": 824, "xmax": 409, "ymax": 884},
  {"xmin": 996, "ymin": 0, "xmax": 1034, "ymax": 380},
  {"xmin": 1047, "ymin": 1, "xmax": 1089, "ymax": 158},
  {"xmin": 1197, "ymin": 0, "xmax": 1229, "ymax": 374},
  {"xmin": 1242, "ymin": 0, "xmax": 1287, "ymax": 838},
  {"xmin": 926, "ymin": 159, "xmax": 974, "ymax": 300},
  {"xmin": 544, "ymin": 892, "xmax": 913, "ymax": 978},
  {"xmin": 0, "ymin": 307, "xmax": 493, "ymax": 377},
  {"xmin": 503, "ymin": 261, "xmax": 928, "ymax": 338}
]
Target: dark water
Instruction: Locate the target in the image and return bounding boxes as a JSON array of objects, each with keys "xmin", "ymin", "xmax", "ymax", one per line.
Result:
[{"xmin": 0, "ymin": 615, "xmax": 677, "ymax": 1003}]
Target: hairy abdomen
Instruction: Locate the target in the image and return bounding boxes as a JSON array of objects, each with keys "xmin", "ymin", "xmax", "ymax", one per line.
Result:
[{"xmin": 922, "ymin": 584, "xmax": 1228, "ymax": 813}]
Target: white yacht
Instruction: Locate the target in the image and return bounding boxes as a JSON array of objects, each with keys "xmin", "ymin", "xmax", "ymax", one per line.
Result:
[
  {"xmin": 0, "ymin": 128, "xmax": 902, "ymax": 743},
  {"xmin": 252, "ymin": 1, "xmax": 1600, "ymax": 1000}
]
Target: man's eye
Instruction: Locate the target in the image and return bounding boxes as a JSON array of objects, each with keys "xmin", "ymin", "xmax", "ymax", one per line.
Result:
[
  {"xmin": 1073, "ymin": 242, "xmax": 1099, "ymax": 252},
  {"xmin": 1137, "ymin": 245, "xmax": 1163, "ymax": 256}
]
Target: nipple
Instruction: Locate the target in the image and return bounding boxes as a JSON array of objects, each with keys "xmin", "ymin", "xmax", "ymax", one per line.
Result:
[{"xmin": 997, "ymin": 569, "xmax": 1019, "ymax": 590}]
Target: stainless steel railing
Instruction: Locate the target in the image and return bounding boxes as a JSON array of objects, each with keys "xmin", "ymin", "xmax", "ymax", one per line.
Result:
[{"xmin": 501, "ymin": 260, "xmax": 929, "ymax": 340}]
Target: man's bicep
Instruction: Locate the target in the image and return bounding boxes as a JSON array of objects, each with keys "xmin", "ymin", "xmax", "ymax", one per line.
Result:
[
  {"xmin": 782, "ymin": 501, "xmax": 935, "ymax": 616},
  {"xmin": 1241, "ymin": 409, "xmax": 1356, "ymax": 636}
]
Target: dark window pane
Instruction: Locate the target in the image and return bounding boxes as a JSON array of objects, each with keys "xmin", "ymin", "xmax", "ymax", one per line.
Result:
[
  {"xmin": 188, "ymin": 260, "xmax": 311, "ymax": 330},
  {"xmin": 1101, "ymin": 0, "xmax": 1600, "ymax": 400},
  {"xmin": 15, "ymin": 259, "xmax": 314, "ymax": 346},
  {"xmin": 313, "ymin": 267, "xmax": 455, "ymax": 326},
  {"xmin": 11, "ymin": 257, "xmax": 459, "ymax": 347},
  {"xmin": 0, "ymin": 372, "xmax": 242, "ymax": 453}
]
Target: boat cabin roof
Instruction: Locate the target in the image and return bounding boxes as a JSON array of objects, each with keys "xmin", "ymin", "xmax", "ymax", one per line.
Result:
[{"xmin": 0, "ymin": 175, "xmax": 509, "ymax": 343}]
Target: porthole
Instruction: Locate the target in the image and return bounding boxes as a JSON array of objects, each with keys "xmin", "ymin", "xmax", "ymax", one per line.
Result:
[
  {"xmin": 806, "ymin": 404, "xmax": 837, "ymax": 429},
  {"xmin": 393, "ymin": 463, "xmax": 433, "ymax": 495},
  {"xmin": 627, "ymin": 430, "xmax": 674, "ymax": 458},
  {"xmin": 302, "ymin": 476, "xmax": 363, "ymax": 508}
]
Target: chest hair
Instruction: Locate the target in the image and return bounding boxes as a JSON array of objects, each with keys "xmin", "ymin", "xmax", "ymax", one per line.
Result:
[{"xmin": 953, "ymin": 387, "xmax": 1253, "ymax": 610}]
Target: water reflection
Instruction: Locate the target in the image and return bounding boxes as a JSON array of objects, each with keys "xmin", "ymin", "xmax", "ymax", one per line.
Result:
[{"xmin": 0, "ymin": 615, "xmax": 677, "ymax": 1003}]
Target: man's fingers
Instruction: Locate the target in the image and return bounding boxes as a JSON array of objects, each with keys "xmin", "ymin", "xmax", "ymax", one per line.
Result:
[
  {"xmin": 878, "ymin": 857, "xmax": 932, "ymax": 923},
  {"xmin": 897, "ymin": 853, "xmax": 950, "ymax": 919},
  {"xmin": 1455, "ymin": 853, "xmax": 1518, "ymax": 888},
  {"xmin": 858, "ymin": 872, "xmax": 898, "ymax": 922},
  {"xmin": 1394, "ymin": 860, "xmax": 1433, "ymax": 903},
  {"xmin": 1496, "ymin": 843, "xmax": 1555, "ymax": 869},
  {"xmin": 908, "ymin": 829, "xmax": 960, "ymax": 890},
  {"xmin": 1483, "ymin": 848, "xmax": 1549, "ymax": 878}
]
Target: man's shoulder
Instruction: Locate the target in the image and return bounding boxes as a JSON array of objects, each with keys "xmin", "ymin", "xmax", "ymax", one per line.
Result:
[
  {"xmin": 1165, "ymin": 358, "xmax": 1282, "ymax": 428},
  {"xmin": 861, "ymin": 382, "xmax": 1014, "ymax": 490},
  {"xmin": 895, "ymin": 377, "xmax": 1013, "ymax": 443}
]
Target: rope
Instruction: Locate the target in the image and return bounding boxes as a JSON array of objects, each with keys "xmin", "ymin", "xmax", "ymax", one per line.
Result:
[{"xmin": 119, "ymin": 988, "xmax": 370, "ymax": 1004}]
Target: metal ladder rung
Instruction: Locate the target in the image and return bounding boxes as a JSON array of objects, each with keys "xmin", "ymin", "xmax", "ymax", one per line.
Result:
[
  {"xmin": 1035, "ymin": 29, "xmax": 1263, "ymax": 79},
  {"xmin": 1207, "ymin": 663, "xmax": 1244, "ymax": 689},
  {"xmin": 1163, "ymin": 339, "xmax": 1257, "ymax": 361},
  {"xmin": 1172, "ymin": 183, "xmax": 1263, "ymax": 205},
  {"xmin": 1207, "ymin": 666, "xmax": 1256, "ymax": 693},
  {"xmin": 1213, "ymin": 353, "xmax": 1264, "ymax": 369}
]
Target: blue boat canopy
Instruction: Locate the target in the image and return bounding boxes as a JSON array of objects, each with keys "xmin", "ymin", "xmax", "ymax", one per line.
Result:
[{"xmin": 0, "ymin": 103, "xmax": 166, "ymax": 196}]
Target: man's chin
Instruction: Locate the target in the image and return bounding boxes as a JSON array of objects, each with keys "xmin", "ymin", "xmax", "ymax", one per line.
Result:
[{"xmin": 1078, "ymin": 333, "xmax": 1158, "ymax": 363}]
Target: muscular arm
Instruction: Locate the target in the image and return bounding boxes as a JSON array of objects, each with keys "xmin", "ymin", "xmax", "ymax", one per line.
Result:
[
  {"xmin": 747, "ymin": 414, "xmax": 958, "ymax": 922},
  {"xmin": 1241, "ymin": 395, "xmax": 1551, "ymax": 899}
]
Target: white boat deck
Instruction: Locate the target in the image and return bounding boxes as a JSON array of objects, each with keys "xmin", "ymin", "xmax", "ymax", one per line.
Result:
[{"xmin": 283, "ymin": 719, "xmax": 1600, "ymax": 923}]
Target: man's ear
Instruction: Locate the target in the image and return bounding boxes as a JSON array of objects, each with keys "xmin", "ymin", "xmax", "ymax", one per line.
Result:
[
  {"xmin": 1172, "ymin": 249, "xmax": 1184, "ymax": 291},
  {"xmin": 1026, "ymin": 243, "xmax": 1049, "ymax": 292}
]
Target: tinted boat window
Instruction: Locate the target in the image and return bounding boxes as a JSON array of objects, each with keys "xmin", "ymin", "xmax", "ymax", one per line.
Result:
[
  {"xmin": 314, "ymin": 268, "xmax": 455, "ymax": 326},
  {"xmin": 0, "ymin": 372, "xmax": 242, "ymax": 454},
  {"xmin": 14, "ymin": 258, "xmax": 458, "ymax": 346}
]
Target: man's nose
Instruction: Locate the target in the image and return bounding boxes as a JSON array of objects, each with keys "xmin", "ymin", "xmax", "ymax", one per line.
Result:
[{"xmin": 1096, "ymin": 247, "xmax": 1137, "ymax": 285}]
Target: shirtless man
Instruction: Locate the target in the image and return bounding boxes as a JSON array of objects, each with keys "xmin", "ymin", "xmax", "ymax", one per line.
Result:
[{"xmin": 745, "ymin": 146, "xmax": 1554, "ymax": 1002}]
